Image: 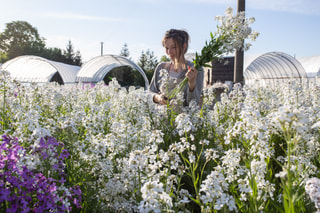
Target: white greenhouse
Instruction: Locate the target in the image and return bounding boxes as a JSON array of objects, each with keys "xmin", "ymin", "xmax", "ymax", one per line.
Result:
[
  {"xmin": 244, "ymin": 52, "xmax": 308, "ymax": 87},
  {"xmin": 297, "ymin": 55, "xmax": 320, "ymax": 82},
  {"xmin": 0, "ymin": 55, "xmax": 80, "ymax": 85},
  {"xmin": 75, "ymin": 54, "xmax": 149, "ymax": 89}
]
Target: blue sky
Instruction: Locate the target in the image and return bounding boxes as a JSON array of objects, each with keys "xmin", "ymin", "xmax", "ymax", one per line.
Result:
[{"xmin": 1, "ymin": 0, "xmax": 319, "ymax": 63}]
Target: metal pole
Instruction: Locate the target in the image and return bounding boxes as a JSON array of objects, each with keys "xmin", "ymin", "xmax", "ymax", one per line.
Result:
[
  {"xmin": 101, "ymin": 42, "xmax": 104, "ymax": 56},
  {"xmin": 234, "ymin": 0, "xmax": 245, "ymax": 84}
]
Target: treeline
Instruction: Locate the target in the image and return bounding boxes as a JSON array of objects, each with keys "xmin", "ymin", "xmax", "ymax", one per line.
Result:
[
  {"xmin": 0, "ymin": 21, "xmax": 82, "ymax": 66},
  {"xmin": 0, "ymin": 20, "xmax": 169, "ymax": 87},
  {"xmin": 105, "ymin": 43, "xmax": 169, "ymax": 87}
]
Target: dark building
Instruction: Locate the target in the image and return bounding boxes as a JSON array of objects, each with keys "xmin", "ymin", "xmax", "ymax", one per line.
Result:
[{"xmin": 203, "ymin": 56, "xmax": 234, "ymax": 87}]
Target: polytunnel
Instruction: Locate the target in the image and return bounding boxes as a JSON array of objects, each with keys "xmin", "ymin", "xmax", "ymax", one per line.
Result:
[
  {"xmin": 75, "ymin": 54, "xmax": 149, "ymax": 89},
  {"xmin": 244, "ymin": 52, "xmax": 308, "ymax": 87},
  {"xmin": 0, "ymin": 55, "xmax": 80, "ymax": 84},
  {"xmin": 297, "ymin": 55, "xmax": 320, "ymax": 82}
]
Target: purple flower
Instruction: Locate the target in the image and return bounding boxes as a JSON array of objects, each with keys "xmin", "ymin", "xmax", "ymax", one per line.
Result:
[
  {"xmin": 40, "ymin": 151, "xmax": 49, "ymax": 159},
  {"xmin": 0, "ymin": 134, "xmax": 82, "ymax": 212},
  {"xmin": 7, "ymin": 204, "xmax": 18, "ymax": 213},
  {"xmin": 59, "ymin": 177, "xmax": 66, "ymax": 184},
  {"xmin": 59, "ymin": 149, "xmax": 70, "ymax": 160},
  {"xmin": 0, "ymin": 188, "xmax": 11, "ymax": 202}
]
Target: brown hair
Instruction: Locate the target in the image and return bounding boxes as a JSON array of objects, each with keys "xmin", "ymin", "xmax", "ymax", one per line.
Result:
[{"xmin": 162, "ymin": 29, "xmax": 190, "ymax": 70}]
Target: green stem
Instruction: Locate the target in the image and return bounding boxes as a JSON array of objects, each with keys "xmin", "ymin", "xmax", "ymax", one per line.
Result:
[{"xmin": 2, "ymin": 81, "xmax": 6, "ymax": 131}]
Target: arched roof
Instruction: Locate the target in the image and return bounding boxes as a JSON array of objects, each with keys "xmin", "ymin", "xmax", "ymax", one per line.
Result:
[
  {"xmin": 244, "ymin": 52, "xmax": 307, "ymax": 87},
  {"xmin": 75, "ymin": 54, "xmax": 149, "ymax": 89},
  {"xmin": 0, "ymin": 55, "xmax": 80, "ymax": 84},
  {"xmin": 298, "ymin": 55, "xmax": 320, "ymax": 78}
]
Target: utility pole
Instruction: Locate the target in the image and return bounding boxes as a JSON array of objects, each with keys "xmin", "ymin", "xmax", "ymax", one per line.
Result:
[
  {"xmin": 100, "ymin": 42, "xmax": 104, "ymax": 56},
  {"xmin": 234, "ymin": 0, "xmax": 245, "ymax": 84}
]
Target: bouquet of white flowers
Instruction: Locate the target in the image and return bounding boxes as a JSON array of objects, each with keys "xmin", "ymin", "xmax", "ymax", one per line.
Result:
[{"xmin": 168, "ymin": 6, "xmax": 259, "ymax": 99}]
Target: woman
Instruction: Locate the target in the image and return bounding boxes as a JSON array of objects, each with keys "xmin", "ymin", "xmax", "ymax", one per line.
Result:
[{"xmin": 149, "ymin": 29, "xmax": 203, "ymax": 106}]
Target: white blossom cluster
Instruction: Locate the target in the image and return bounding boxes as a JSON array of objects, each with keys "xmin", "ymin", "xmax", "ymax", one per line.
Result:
[
  {"xmin": 214, "ymin": 6, "xmax": 259, "ymax": 53},
  {"xmin": 158, "ymin": 69, "xmax": 182, "ymax": 98},
  {"xmin": 305, "ymin": 177, "xmax": 320, "ymax": 212},
  {"xmin": 139, "ymin": 180, "xmax": 173, "ymax": 212},
  {"xmin": 1, "ymin": 71, "xmax": 320, "ymax": 212},
  {"xmin": 200, "ymin": 166, "xmax": 237, "ymax": 211}
]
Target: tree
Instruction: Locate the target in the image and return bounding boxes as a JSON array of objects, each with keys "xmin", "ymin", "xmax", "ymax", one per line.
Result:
[
  {"xmin": 120, "ymin": 43, "xmax": 130, "ymax": 58},
  {"xmin": 64, "ymin": 40, "xmax": 74, "ymax": 64},
  {"xmin": 63, "ymin": 40, "xmax": 82, "ymax": 66},
  {"xmin": 138, "ymin": 51, "xmax": 148, "ymax": 71},
  {"xmin": 0, "ymin": 21, "xmax": 46, "ymax": 61},
  {"xmin": 72, "ymin": 51, "xmax": 82, "ymax": 66},
  {"xmin": 0, "ymin": 52, "xmax": 8, "ymax": 63},
  {"xmin": 41, "ymin": 47, "xmax": 64, "ymax": 62},
  {"xmin": 160, "ymin": 55, "xmax": 170, "ymax": 62},
  {"xmin": 0, "ymin": 21, "xmax": 82, "ymax": 66},
  {"xmin": 40, "ymin": 42, "xmax": 82, "ymax": 66},
  {"xmin": 137, "ymin": 49, "xmax": 158, "ymax": 82}
]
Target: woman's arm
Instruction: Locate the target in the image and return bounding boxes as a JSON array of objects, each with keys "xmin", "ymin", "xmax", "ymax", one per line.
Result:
[
  {"xmin": 149, "ymin": 62, "xmax": 168, "ymax": 105},
  {"xmin": 185, "ymin": 62, "xmax": 204, "ymax": 105}
]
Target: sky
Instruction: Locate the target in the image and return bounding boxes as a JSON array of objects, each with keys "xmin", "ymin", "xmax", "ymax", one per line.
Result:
[{"xmin": 0, "ymin": 0, "xmax": 319, "ymax": 64}]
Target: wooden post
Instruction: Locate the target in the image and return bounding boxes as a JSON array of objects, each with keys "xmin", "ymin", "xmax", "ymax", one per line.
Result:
[{"xmin": 234, "ymin": 0, "xmax": 245, "ymax": 84}]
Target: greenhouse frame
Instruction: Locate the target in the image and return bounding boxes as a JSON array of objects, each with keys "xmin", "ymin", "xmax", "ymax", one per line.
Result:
[
  {"xmin": 75, "ymin": 54, "xmax": 149, "ymax": 89},
  {"xmin": 244, "ymin": 52, "xmax": 308, "ymax": 87},
  {"xmin": 1, "ymin": 52, "xmax": 318, "ymax": 90},
  {"xmin": 298, "ymin": 55, "xmax": 320, "ymax": 82},
  {"xmin": 0, "ymin": 55, "xmax": 80, "ymax": 85}
]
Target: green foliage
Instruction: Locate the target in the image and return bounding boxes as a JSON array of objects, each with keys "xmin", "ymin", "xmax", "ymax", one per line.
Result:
[
  {"xmin": 0, "ymin": 20, "xmax": 82, "ymax": 65},
  {"xmin": 168, "ymin": 33, "xmax": 226, "ymax": 99},
  {"xmin": 0, "ymin": 21, "xmax": 46, "ymax": 60},
  {"xmin": 0, "ymin": 72, "xmax": 12, "ymax": 131},
  {"xmin": 137, "ymin": 49, "xmax": 158, "ymax": 82},
  {"xmin": 120, "ymin": 43, "xmax": 130, "ymax": 58},
  {"xmin": 132, "ymin": 69, "xmax": 146, "ymax": 87},
  {"xmin": 1, "ymin": 77, "xmax": 320, "ymax": 212},
  {"xmin": 104, "ymin": 66, "xmax": 135, "ymax": 87},
  {"xmin": 62, "ymin": 40, "xmax": 82, "ymax": 66},
  {"xmin": 103, "ymin": 46, "xmax": 159, "ymax": 88},
  {"xmin": 0, "ymin": 52, "xmax": 8, "ymax": 64},
  {"xmin": 160, "ymin": 55, "xmax": 170, "ymax": 62},
  {"xmin": 193, "ymin": 33, "xmax": 224, "ymax": 70},
  {"xmin": 41, "ymin": 47, "xmax": 65, "ymax": 63}
]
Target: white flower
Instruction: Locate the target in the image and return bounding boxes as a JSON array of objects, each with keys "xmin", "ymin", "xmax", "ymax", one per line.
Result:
[
  {"xmin": 175, "ymin": 113, "xmax": 194, "ymax": 136},
  {"xmin": 188, "ymin": 153, "xmax": 196, "ymax": 164},
  {"xmin": 204, "ymin": 148, "xmax": 219, "ymax": 161},
  {"xmin": 312, "ymin": 121, "xmax": 320, "ymax": 129},
  {"xmin": 200, "ymin": 167, "xmax": 237, "ymax": 211},
  {"xmin": 129, "ymin": 150, "xmax": 148, "ymax": 170},
  {"xmin": 139, "ymin": 180, "xmax": 173, "ymax": 212},
  {"xmin": 275, "ymin": 171, "xmax": 287, "ymax": 178},
  {"xmin": 305, "ymin": 177, "xmax": 320, "ymax": 210}
]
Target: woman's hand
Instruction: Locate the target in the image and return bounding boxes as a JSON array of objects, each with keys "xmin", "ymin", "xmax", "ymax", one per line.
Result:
[
  {"xmin": 186, "ymin": 66, "xmax": 197, "ymax": 92},
  {"xmin": 153, "ymin": 94, "xmax": 168, "ymax": 105}
]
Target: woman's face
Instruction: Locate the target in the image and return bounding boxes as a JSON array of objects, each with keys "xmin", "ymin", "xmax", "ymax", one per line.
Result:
[{"xmin": 164, "ymin": 38, "xmax": 179, "ymax": 61}]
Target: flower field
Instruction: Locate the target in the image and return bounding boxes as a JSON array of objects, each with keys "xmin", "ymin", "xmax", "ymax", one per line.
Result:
[{"xmin": 1, "ymin": 69, "xmax": 320, "ymax": 212}]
